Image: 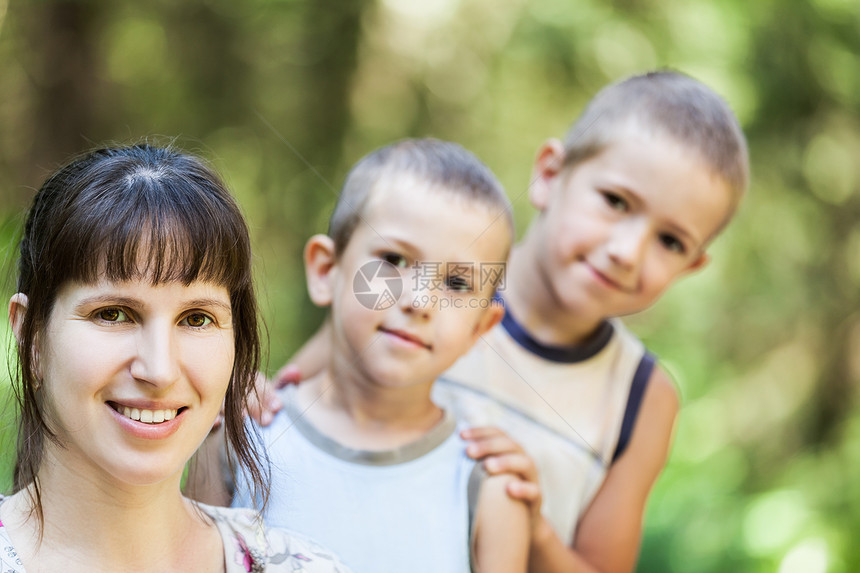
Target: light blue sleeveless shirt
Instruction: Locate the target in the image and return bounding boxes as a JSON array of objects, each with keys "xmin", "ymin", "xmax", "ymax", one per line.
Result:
[{"xmin": 233, "ymin": 385, "xmax": 479, "ymax": 573}]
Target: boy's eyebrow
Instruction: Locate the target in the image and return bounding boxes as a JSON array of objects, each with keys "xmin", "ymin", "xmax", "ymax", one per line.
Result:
[
  {"xmin": 663, "ymin": 222, "xmax": 700, "ymax": 246},
  {"xmin": 601, "ymin": 180, "xmax": 641, "ymax": 203},
  {"xmin": 376, "ymin": 235, "xmax": 425, "ymax": 258},
  {"xmin": 659, "ymin": 217, "xmax": 704, "ymax": 251},
  {"xmin": 661, "ymin": 207, "xmax": 715, "ymax": 247}
]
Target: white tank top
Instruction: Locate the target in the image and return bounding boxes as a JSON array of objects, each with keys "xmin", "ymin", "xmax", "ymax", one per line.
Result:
[
  {"xmin": 432, "ymin": 307, "xmax": 653, "ymax": 544},
  {"xmin": 233, "ymin": 385, "xmax": 479, "ymax": 573}
]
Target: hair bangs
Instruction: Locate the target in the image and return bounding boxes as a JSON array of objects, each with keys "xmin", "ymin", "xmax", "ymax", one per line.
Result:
[{"xmin": 56, "ymin": 165, "xmax": 250, "ymax": 291}]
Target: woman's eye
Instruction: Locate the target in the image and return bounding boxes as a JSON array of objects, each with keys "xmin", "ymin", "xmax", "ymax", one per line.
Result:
[
  {"xmin": 381, "ymin": 253, "xmax": 408, "ymax": 268},
  {"xmin": 603, "ymin": 192, "xmax": 628, "ymax": 212},
  {"xmin": 98, "ymin": 308, "xmax": 128, "ymax": 322},
  {"xmin": 446, "ymin": 276, "xmax": 471, "ymax": 292},
  {"xmin": 659, "ymin": 234, "xmax": 685, "ymax": 254},
  {"xmin": 182, "ymin": 313, "xmax": 213, "ymax": 328}
]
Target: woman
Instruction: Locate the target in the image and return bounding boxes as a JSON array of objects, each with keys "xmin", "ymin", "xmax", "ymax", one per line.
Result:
[{"xmin": 0, "ymin": 144, "xmax": 348, "ymax": 572}]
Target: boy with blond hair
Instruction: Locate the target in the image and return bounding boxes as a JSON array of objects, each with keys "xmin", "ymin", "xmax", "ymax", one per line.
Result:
[
  {"xmin": 434, "ymin": 70, "xmax": 748, "ymax": 572},
  {"xmin": 262, "ymin": 70, "xmax": 749, "ymax": 572},
  {"xmin": 198, "ymin": 139, "xmax": 530, "ymax": 573}
]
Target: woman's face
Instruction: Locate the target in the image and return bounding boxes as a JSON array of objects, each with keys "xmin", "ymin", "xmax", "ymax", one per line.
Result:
[{"xmin": 17, "ymin": 278, "xmax": 235, "ymax": 487}]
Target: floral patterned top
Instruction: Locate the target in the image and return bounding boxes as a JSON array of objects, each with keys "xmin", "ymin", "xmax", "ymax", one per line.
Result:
[{"xmin": 0, "ymin": 496, "xmax": 351, "ymax": 573}]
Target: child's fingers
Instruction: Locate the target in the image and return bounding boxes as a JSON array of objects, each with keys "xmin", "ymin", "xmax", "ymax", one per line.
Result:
[
  {"xmin": 505, "ymin": 479, "xmax": 542, "ymax": 506},
  {"xmin": 248, "ymin": 394, "xmax": 282, "ymax": 426},
  {"xmin": 460, "ymin": 426, "xmax": 503, "ymax": 440},
  {"xmin": 483, "ymin": 453, "xmax": 538, "ymax": 483},
  {"xmin": 247, "ymin": 373, "xmax": 283, "ymax": 426},
  {"xmin": 460, "ymin": 426, "xmax": 509, "ymax": 441},
  {"xmin": 275, "ymin": 363, "xmax": 303, "ymax": 388},
  {"xmin": 466, "ymin": 435, "xmax": 524, "ymax": 459}
]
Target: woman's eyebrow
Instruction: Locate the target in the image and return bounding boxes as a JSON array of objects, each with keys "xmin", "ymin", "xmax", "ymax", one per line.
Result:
[
  {"xmin": 74, "ymin": 295, "xmax": 141, "ymax": 310},
  {"xmin": 73, "ymin": 295, "xmax": 232, "ymax": 315},
  {"xmin": 185, "ymin": 298, "xmax": 233, "ymax": 315}
]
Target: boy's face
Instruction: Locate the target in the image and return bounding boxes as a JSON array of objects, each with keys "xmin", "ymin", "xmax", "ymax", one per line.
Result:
[
  {"xmin": 529, "ymin": 129, "xmax": 733, "ymax": 323},
  {"xmin": 316, "ymin": 175, "xmax": 509, "ymax": 389}
]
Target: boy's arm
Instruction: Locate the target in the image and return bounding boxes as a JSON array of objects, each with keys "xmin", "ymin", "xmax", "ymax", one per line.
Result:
[
  {"xmin": 275, "ymin": 316, "xmax": 332, "ymax": 384},
  {"xmin": 473, "ymin": 474, "xmax": 531, "ymax": 573},
  {"xmin": 247, "ymin": 317, "xmax": 333, "ymax": 426},
  {"xmin": 526, "ymin": 366, "xmax": 680, "ymax": 573},
  {"xmin": 184, "ymin": 423, "xmax": 232, "ymax": 507}
]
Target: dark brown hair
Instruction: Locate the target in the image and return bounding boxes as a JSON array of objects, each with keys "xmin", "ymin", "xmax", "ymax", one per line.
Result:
[
  {"xmin": 328, "ymin": 138, "xmax": 514, "ymax": 257},
  {"xmin": 11, "ymin": 143, "xmax": 267, "ymax": 522}
]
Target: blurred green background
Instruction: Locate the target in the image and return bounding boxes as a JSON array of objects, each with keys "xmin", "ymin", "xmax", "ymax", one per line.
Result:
[{"xmin": 1, "ymin": 0, "xmax": 859, "ymax": 571}]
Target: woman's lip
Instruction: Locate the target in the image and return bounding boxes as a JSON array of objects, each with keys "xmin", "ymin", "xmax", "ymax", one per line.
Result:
[
  {"xmin": 106, "ymin": 399, "xmax": 186, "ymax": 410},
  {"xmin": 106, "ymin": 403, "xmax": 186, "ymax": 440}
]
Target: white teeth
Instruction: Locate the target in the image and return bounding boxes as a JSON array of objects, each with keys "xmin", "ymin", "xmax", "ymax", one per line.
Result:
[{"xmin": 116, "ymin": 405, "xmax": 178, "ymax": 424}]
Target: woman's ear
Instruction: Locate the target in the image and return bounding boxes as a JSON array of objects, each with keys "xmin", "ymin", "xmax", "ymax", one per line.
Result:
[
  {"xmin": 9, "ymin": 293, "xmax": 28, "ymax": 343},
  {"xmin": 9, "ymin": 293, "xmax": 41, "ymax": 383},
  {"xmin": 304, "ymin": 235, "xmax": 338, "ymax": 307},
  {"xmin": 529, "ymin": 138, "xmax": 566, "ymax": 211}
]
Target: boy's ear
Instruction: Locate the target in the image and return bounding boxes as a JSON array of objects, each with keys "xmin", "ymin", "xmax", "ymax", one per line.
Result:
[
  {"xmin": 9, "ymin": 293, "xmax": 28, "ymax": 343},
  {"xmin": 683, "ymin": 251, "xmax": 711, "ymax": 275},
  {"xmin": 529, "ymin": 138, "xmax": 566, "ymax": 211},
  {"xmin": 304, "ymin": 235, "xmax": 338, "ymax": 307},
  {"xmin": 471, "ymin": 298, "xmax": 505, "ymax": 340}
]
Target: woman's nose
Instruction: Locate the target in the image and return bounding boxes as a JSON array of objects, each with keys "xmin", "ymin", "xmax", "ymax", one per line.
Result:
[{"xmin": 129, "ymin": 322, "xmax": 181, "ymax": 388}]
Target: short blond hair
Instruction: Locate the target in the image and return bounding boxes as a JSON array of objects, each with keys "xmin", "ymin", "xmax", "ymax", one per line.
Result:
[
  {"xmin": 329, "ymin": 138, "xmax": 514, "ymax": 256},
  {"xmin": 563, "ymin": 70, "xmax": 749, "ymax": 216}
]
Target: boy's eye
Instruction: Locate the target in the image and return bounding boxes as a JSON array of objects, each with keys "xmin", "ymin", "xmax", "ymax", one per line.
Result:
[
  {"xmin": 659, "ymin": 234, "xmax": 685, "ymax": 254},
  {"xmin": 98, "ymin": 308, "xmax": 129, "ymax": 322},
  {"xmin": 602, "ymin": 191, "xmax": 629, "ymax": 212},
  {"xmin": 381, "ymin": 252, "xmax": 408, "ymax": 268},
  {"xmin": 445, "ymin": 275, "xmax": 472, "ymax": 292},
  {"xmin": 182, "ymin": 313, "xmax": 213, "ymax": 328}
]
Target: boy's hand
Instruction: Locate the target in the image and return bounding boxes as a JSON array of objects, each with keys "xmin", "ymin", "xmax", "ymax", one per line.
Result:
[
  {"xmin": 246, "ymin": 367, "xmax": 301, "ymax": 426},
  {"xmin": 213, "ymin": 366, "xmax": 303, "ymax": 430},
  {"xmin": 462, "ymin": 426, "xmax": 543, "ymax": 528},
  {"xmin": 274, "ymin": 363, "xmax": 304, "ymax": 387}
]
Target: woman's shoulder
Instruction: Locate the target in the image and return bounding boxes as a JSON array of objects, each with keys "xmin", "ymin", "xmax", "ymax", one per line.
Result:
[
  {"xmin": 0, "ymin": 495, "xmax": 26, "ymax": 573},
  {"xmin": 199, "ymin": 503, "xmax": 352, "ymax": 573}
]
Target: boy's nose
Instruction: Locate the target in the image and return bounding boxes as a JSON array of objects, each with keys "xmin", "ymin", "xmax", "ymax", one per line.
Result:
[
  {"xmin": 400, "ymin": 274, "xmax": 434, "ymax": 319},
  {"xmin": 130, "ymin": 323, "xmax": 181, "ymax": 388},
  {"xmin": 606, "ymin": 221, "xmax": 649, "ymax": 270}
]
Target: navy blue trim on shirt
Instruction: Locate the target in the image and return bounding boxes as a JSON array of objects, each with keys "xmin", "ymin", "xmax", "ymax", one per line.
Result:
[
  {"xmin": 612, "ymin": 352, "xmax": 656, "ymax": 462},
  {"xmin": 495, "ymin": 294, "xmax": 614, "ymax": 363}
]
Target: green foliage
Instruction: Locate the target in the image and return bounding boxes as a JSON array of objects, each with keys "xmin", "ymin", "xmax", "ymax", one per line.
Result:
[{"xmin": 1, "ymin": 0, "xmax": 858, "ymax": 570}]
